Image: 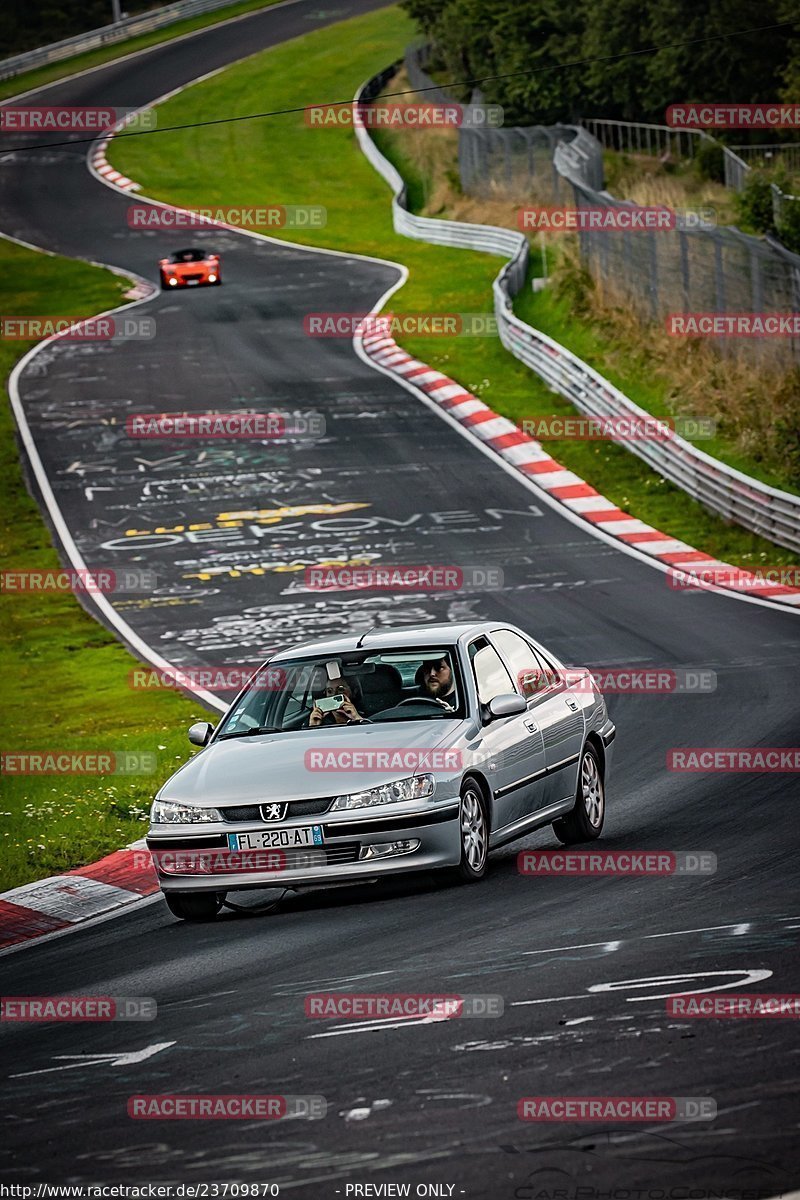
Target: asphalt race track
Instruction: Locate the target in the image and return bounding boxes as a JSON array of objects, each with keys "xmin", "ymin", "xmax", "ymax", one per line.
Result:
[{"xmin": 1, "ymin": 2, "xmax": 800, "ymax": 1194}]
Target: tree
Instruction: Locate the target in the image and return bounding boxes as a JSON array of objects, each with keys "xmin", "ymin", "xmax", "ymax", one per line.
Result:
[{"xmin": 403, "ymin": 0, "xmax": 796, "ymax": 126}]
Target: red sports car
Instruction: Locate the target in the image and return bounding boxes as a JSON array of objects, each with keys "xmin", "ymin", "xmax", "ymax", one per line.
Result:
[{"xmin": 159, "ymin": 247, "xmax": 222, "ymax": 289}]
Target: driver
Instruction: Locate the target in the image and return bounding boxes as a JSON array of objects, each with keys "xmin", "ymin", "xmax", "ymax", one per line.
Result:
[
  {"xmin": 418, "ymin": 657, "xmax": 458, "ymax": 710},
  {"xmin": 308, "ymin": 677, "xmax": 367, "ymax": 727}
]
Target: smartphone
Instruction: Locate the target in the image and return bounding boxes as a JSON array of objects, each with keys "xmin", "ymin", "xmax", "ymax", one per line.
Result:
[{"xmin": 317, "ymin": 694, "xmax": 345, "ymax": 713}]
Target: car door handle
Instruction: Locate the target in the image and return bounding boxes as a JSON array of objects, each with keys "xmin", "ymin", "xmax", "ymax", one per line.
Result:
[
  {"xmin": 564, "ymin": 697, "xmax": 579, "ymax": 712},
  {"xmin": 524, "ymin": 718, "xmax": 538, "ymax": 732}
]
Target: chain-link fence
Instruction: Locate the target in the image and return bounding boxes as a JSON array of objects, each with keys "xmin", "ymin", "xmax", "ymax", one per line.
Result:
[
  {"xmin": 404, "ymin": 46, "xmax": 800, "ymax": 367},
  {"xmin": 557, "ymin": 151, "xmax": 800, "ymax": 350}
]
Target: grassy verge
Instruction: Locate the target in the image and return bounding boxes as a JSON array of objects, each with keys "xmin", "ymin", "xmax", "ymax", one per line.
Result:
[
  {"xmin": 512, "ymin": 249, "xmax": 800, "ymax": 496},
  {"xmin": 111, "ymin": 3, "xmax": 799, "ymax": 572},
  {"xmin": 0, "ymin": 0, "xmax": 284, "ymax": 104},
  {"xmin": 601, "ymin": 150, "xmax": 738, "ymax": 227},
  {"xmin": 0, "ymin": 238, "xmax": 202, "ymax": 890}
]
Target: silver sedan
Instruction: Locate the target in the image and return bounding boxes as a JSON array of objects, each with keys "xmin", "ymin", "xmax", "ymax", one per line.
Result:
[{"xmin": 147, "ymin": 621, "xmax": 616, "ymax": 921}]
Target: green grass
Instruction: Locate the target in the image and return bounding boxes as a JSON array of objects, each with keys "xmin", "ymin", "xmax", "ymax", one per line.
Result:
[
  {"xmin": 0, "ymin": 0, "xmax": 285, "ymax": 104},
  {"xmin": 513, "ymin": 266, "xmax": 797, "ymax": 495},
  {"xmin": 111, "ymin": 4, "xmax": 800, "ymax": 571},
  {"xmin": 0, "ymin": 238, "xmax": 203, "ymax": 890}
]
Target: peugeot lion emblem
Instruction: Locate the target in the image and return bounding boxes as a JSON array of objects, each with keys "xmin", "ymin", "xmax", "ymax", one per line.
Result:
[{"xmin": 260, "ymin": 802, "xmax": 288, "ymax": 821}]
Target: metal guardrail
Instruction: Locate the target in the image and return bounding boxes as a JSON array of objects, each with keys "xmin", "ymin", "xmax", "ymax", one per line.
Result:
[
  {"xmin": 584, "ymin": 117, "xmax": 800, "ymax": 225},
  {"xmin": 356, "ymin": 64, "xmax": 531, "ymax": 292},
  {"xmin": 732, "ymin": 143, "xmax": 800, "ymax": 173},
  {"xmin": 582, "ymin": 118, "xmax": 752, "ymax": 191},
  {"xmin": 582, "ymin": 118, "xmax": 710, "ymax": 162},
  {"xmin": 354, "ymin": 66, "xmax": 800, "ymax": 554},
  {"xmin": 0, "ymin": 0, "xmax": 245, "ymax": 81}
]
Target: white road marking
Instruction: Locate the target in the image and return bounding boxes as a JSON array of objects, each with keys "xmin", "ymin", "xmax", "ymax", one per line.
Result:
[
  {"xmin": 590, "ymin": 968, "xmax": 773, "ymax": 1001},
  {"xmin": 307, "ymin": 1009, "xmax": 455, "ymax": 1038},
  {"xmin": 11, "ymin": 1041, "xmax": 175, "ymax": 1078},
  {"xmin": 513, "ymin": 969, "xmax": 773, "ymax": 1007},
  {"xmin": 520, "ymin": 923, "xmax": 767, "ymax": 960},
  {"xmin": 522, "ymin": 936, "xmax": 623, "ymax": 955}
]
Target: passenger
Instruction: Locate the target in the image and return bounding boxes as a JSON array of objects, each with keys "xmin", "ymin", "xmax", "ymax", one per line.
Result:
[{"xmin": 308, "ymin": 677, "xmax": 367, "ymax": 727}]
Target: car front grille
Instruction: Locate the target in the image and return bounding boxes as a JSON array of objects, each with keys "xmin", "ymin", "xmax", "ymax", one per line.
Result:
[
  {"xmin": 221, "ymin": 798, "xmax": 333, "ymax": 822},
  {"xmin": 182, "ymin": 273, "xmax": 204, "ymax": 281}
]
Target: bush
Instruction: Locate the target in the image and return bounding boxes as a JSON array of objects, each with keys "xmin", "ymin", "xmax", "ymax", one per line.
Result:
[
  {"xmin": 735, "ymin": 170, "xmax": 777, "ymax": 236},
  {"xmin": 695, "ymin": 140, "xmax": 725, "ymax": 184},
  {"xmin": 776, "ymin": 195, "xmax": 800, "ymax": 254}
]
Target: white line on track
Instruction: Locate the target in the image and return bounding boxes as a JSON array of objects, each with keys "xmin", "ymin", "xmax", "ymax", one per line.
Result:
[{"xmin": 519, "ymin": 924, "xmax": 761, "ymax": 958}]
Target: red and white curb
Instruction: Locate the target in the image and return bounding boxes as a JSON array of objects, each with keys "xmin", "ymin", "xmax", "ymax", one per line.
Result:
[
  {"xmin": 360, "ymin": 331, "xmax": 800, "ymax": 608},
  {"xmin": 91, "ymin": 135, "xmax": 140, "ymax": 191},
  {"xmin": 0, "ymin": 841, "xmax": 160, "ymax": 954}
]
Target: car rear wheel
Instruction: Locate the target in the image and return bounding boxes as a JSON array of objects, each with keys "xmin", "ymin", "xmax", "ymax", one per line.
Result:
[
  {"xmin": 454, "ymin": 781, "xmax": 489, "ymax": 882},
  {"xmin": 552, "ymin": 743, "xmax": 605, "ymax": 844},
  {"xmin": 164, "ymin": 891, "xmax": 225, "ymax": 922}
]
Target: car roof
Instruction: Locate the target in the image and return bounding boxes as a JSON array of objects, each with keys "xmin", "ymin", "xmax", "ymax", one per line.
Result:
[{"xmin": 270, "ymin": 622, "xmax": 510, "ymax": 661}]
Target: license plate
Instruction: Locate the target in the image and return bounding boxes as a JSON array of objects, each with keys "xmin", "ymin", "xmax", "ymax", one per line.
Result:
[
  {"xmin": 187, "ymin": 279, "xmax": 199, "ymax": 286},
  {"xmin": 227, "ymin": 825, "xmax": 324, "ymax": 851}
]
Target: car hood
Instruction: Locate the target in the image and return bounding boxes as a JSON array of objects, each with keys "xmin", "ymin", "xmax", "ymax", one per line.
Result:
[{"xmin": 159, "ymin": 719, "xmax": 471, "ymax": 807}]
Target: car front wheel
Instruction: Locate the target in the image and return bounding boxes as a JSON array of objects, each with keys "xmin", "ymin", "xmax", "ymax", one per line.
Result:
[
  {"xmin": 552, "ymin": 743, "xmax": 605, "ymax": 844},
  {"xmin": 454, "ymin": 781, "xmax": 489, "ymax": 882},
  {"xmin": 164, "ymin": 891, "xmax": 225, "ymax": 922}
]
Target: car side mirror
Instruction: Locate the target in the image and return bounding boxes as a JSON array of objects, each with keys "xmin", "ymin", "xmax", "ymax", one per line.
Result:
[
  {"xmin": 487, "ymin": 693, "xmax": 527, "ymax": 719},
  {"xmin": 188, "ymin": 721, "xmax": 214, "ymax": 746}
]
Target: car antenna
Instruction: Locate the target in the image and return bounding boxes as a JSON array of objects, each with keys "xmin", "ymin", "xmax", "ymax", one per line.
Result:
[{"xmin": 355, "ymin": 626, "xmax": 377, "ymax": 648}]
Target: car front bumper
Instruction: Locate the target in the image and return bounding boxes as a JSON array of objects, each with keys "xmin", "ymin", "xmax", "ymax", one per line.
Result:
[
  {"xmin": 147, "ymin": 802, "xmax": 461, "ymax": 892},
  {"xmin": 163, "ymin": 274, "xmax": 215, "ymax": 286}
]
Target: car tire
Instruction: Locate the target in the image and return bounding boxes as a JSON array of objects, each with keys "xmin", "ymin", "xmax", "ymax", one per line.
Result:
[
  {"xmin": 159, "ymin": 272, "xmax": 168, "ymax": 289},
  {"xmin": 453, "ymin": 780, "xmax": 489, "ymax": 883},
  {"xmin": 164, "ymin": 891, "xmax": 225, "ymax": 922},
  {"xmin": 552, "ymin": 743, "xmax": 605, "ymax": 844}
]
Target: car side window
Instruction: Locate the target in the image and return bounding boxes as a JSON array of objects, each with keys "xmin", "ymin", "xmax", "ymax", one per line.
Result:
[
  {"xmin": 469, "ymin": 638, "xmax": 515, "ymax": 704},
  {"xmin": 491, "ymin": 629, "xmax": 550, "ymax": 698},
  {"xmin": 535, "ymin": 646, "xmax": 561, "ymax": 688}
]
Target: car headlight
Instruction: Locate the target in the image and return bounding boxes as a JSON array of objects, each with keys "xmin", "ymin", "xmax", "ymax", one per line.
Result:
[
  {"xmin": 207, "ymin": 272, "xmax": 217, "ymax": 282},
  {"xmin": 330, "ymin": 774, "xmax": 435, "ymax": 811},
  {"xmin": 150, "ymin": 798, "xmax": 223, "ymax": 824}
]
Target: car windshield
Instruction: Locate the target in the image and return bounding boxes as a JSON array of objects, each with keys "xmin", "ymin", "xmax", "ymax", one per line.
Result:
[
  {"xmin": 215, "ymin": 647, "xmax": 465, "ymax": 737},
  {"xmin": 169, "ymin": 248, "xmax": 208, "ymax": 263}
]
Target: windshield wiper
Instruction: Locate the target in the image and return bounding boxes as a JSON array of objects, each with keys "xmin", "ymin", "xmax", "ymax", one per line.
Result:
[{"xmin": 216, "ymin": 725, "xmax": 282, "ymax": 740}]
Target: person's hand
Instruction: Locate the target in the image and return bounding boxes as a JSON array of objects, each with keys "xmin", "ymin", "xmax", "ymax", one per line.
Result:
[
  {"xmin": 339, "ymin": 696, "xmax": 363, "ymax": 723},
  {"xmin": 308, "ymin": 704, "xmax": 323, "ymax": 727}
]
